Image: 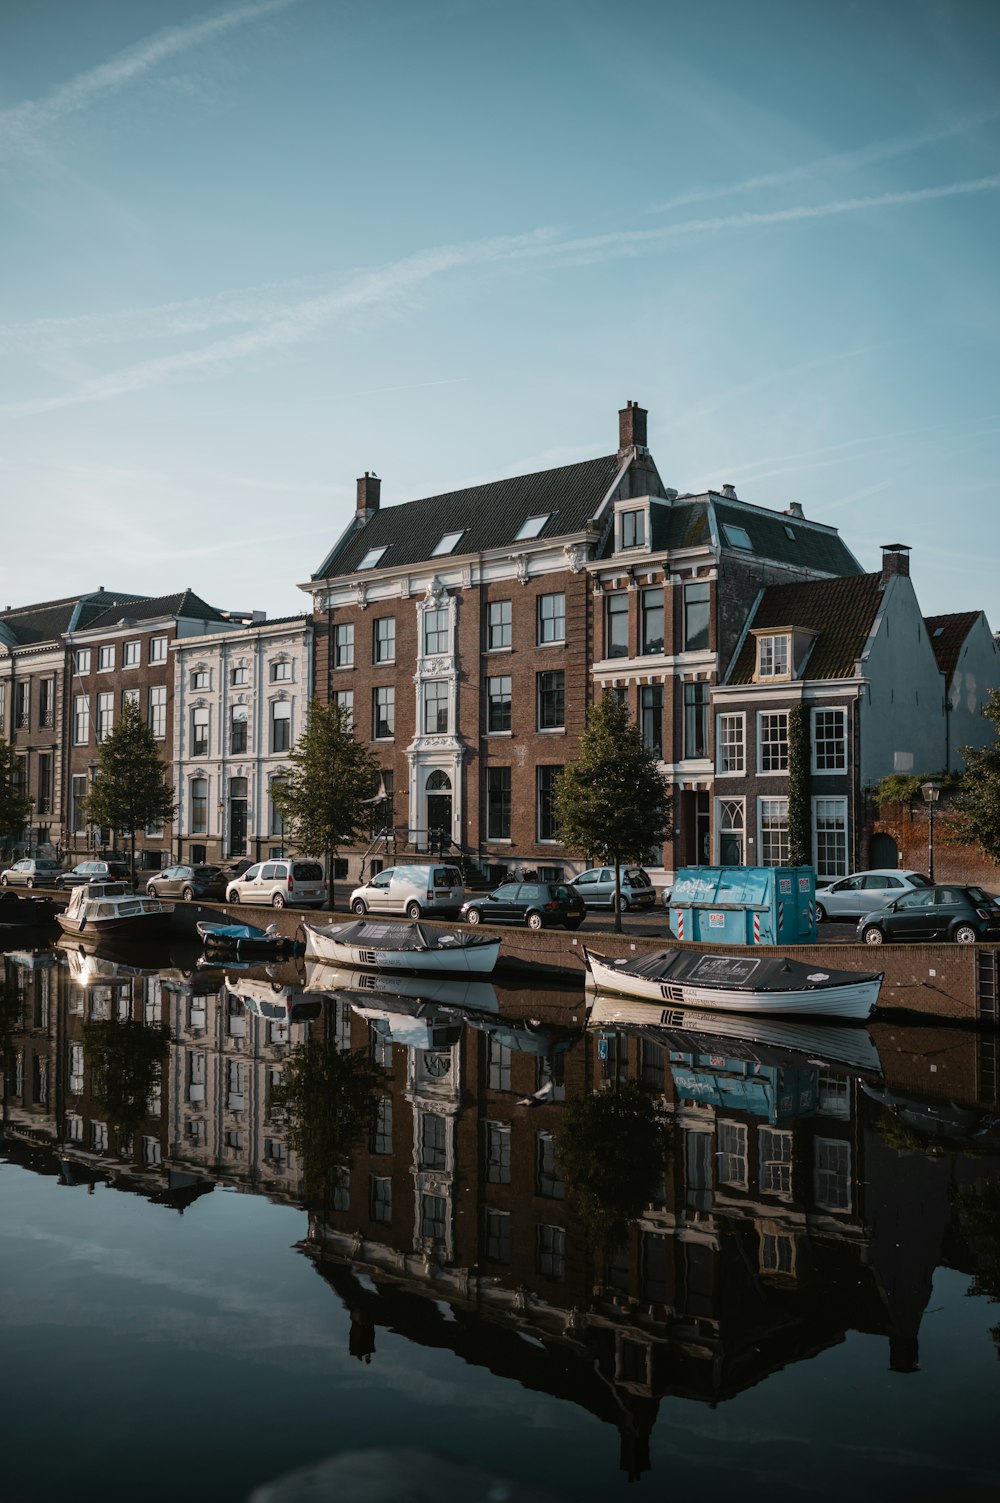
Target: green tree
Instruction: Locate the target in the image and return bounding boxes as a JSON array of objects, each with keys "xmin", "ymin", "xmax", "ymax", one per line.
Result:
[
  {"xmin": 553, "ymin": 691, "xmax": 672, "ymax": 933},
  {"xmin": 954, "ymin": 689, "xmax": 1000, "ymax": 865},
  {"xmin": 83, "ymin": 698, "xmax": 176, "ymax": 876},
  {"xmin": 0, "ymin": 737, "xmax": 32, "ymax": 856},
  {"xmin": 83, "ymin": 1017, "xmax": 170, "ymax": 1142},
  {"xmin": 269, "ymin": 1028, "xmax": 385, "ymax": 1209},
  {"xmin": 271, "ymin": 699, "xmax": 379, "ymax": 909},
  {"xmin": 787, "ymin": 705, "xmax": 811, "ymax": 867},
  {"xmin": 555, "ymin": 1080, "xmax": 671, "ymax": 1253}
]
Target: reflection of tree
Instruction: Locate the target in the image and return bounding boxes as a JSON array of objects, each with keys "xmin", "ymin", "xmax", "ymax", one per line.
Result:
[
  {"xmin": 83, "ymin": 1019, "xmax": 169, "ymax": 1142},
  {"xmin": 270, "ymin": 1033, "xmax": 384, "ymax": 1209},
  {"xmin": 0, "ymin": 976, "xmax": 21, "ymax": 1123},
  {"xmin": 951, "ymin": 1176, "xmax": 1000, "ymax": 1354},
  {"xmin": 556, "ymin": 1080, "xmax": 670, "ymax": 1251}
]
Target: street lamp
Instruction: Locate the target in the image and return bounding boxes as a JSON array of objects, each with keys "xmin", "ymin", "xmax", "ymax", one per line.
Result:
[{"xmin": 921, "ymin": 781, "xmax": 941, "ymax": 883}]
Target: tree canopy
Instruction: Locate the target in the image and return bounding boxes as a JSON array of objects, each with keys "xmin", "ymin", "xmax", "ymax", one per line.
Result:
[
  {"xmin": 83, "ymin": 698, "xmax": 176, "ymax": 874},
  {"xmin": 271, "ymin": 698, "xmax": 379, "ymax": 906},
  {"xmin": 0, "ymin": 737, "xmax": 32, "ymax": 853},
  {"xmin": 553, "ymin": 691, "xmax": 672, "ymax": 931},
  {"xmin": 555, "ymin": 1079, "xmax": 671, "ymax": 1253},
  {"xmin": 954, "ymin": 689, "xmax": 1000, "ymax": 866},
  {"xmin": 83, "ymin": 1017, "xmax": 170, "ymax": 1142}
]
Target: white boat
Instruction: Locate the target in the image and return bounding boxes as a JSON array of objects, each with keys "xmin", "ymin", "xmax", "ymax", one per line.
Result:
[
  {"xmin": 587, "ymin": 993, "xmax": 883, "ymax": 1075},
  {"xmin": 303, "ymin": 959, "xmax": 499, "ymax": 1015},
  {"xmin": 584, "ymin": 946, "xmax": 882, "ymax": 1021},
  {"xmin": 302, "ymin": 918, "xmax": 500, "ymax": 975},
  {"xmin": 56, "ymin": 880, "xmax": 172, "ymax": 942}
]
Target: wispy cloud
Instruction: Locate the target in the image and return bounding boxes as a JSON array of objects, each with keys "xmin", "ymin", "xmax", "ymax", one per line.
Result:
[
  {"xmin": 0, "ymin": 0, "xmax": 301, "ymax": 161},
  {"xmin": 649, "ymin": 109, "xmax": 1000, "ymax": 214},
  {"xmin": 5, "ymin": 175, "xmax": 1000, "ymax": 417}
]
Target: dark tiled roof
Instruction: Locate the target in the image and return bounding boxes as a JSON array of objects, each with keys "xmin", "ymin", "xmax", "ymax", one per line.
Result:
[
  {"xmin": 924, "ymin": 611, "xmax": 980, "ymax": 682},
  {"xmin": 0, "ymin": 590, "xmax": 145, "ymax": 646},
  {"xmin": 312, "ymin": 454, "xmax": 625, "ymax": 579},
  {"xmin": 712, "ymin": 498, "xmax": 863, "ymax": 576},
  {"xmin": 84, "ymin": 589, "xmax": 229, "ymax": 631},
  {"xmin": 727, "ymin": 572, "xmax": 885, "ymax": 683}
]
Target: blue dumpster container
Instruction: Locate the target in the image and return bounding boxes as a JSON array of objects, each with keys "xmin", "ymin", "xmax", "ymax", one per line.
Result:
[{"xmin": 668, "ymin": 866, "xmax": 817, "ymax": 945}]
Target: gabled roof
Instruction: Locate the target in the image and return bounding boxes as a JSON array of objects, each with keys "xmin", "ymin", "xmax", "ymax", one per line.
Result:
[
  {"xmin": 0, "ymin": 590, "xmax": 146, "ymax": 646},
  {"xmin": 81, "ymin": 589, "xmax": 230, "ymax": 631},
  {"xmin": 924, "ymin": 611, "xmax": 981, "ymax": 682},
  {"xmin": 311, "ymin": 454, "xmax": 626, "ymax": 579},
  {"xmin": 727, "ymin": 572, "xmax": 885, "ymax": 683}
]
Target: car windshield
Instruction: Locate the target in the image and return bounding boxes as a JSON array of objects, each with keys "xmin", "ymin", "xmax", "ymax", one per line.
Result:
[{"xmin": 908, "ymin": 873, "xmax": 932, "ymax": 887}]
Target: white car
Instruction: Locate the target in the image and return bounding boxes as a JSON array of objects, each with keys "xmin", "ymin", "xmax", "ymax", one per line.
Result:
[
  {"xmin": 226, "ymin": 858, "xmax": 327, "ymax": 909},
  {"xmin": 814, "ymin": 869, "xmax": 932, "ymax": 922}
]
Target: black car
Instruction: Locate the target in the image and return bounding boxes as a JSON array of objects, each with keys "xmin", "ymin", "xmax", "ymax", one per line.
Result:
[
  {"xmin": 461, "ymin": 880, "xmax": 586, "ymax": 931},
  {"xmin": 146, "ymin": 864, "xmax": 227, "ymax": 901},
  {"xmin": 55, "ymin": 860, "xmax": 132, "ymax": 889},
  {"xmin": 858, "ymin": 884, "xmax": 1000, "ymax": 945}
]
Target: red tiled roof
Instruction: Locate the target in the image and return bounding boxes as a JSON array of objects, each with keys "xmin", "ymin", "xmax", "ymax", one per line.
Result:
[
  {"xmin": 924, "ymin": 611, "xmax": 980, "ymax": 682},
  {"xmin": 727, "ymin": 572, "xmax": 885, "ymax": 683}
]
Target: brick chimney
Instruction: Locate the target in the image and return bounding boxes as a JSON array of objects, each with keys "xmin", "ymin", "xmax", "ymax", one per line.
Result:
[
  {"xmin": 881, "ymin": 543, "xmax": 910, "ymax": 583},
  {"xmin": 357, "ymin": 472, "xmax": 381, "ymax": 523},
  {"xmin": 618, "ymin": 400, "xmax": 648, "ymax": 454}
]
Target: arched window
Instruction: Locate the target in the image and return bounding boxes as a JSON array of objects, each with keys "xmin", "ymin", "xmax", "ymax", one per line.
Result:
[{"xmin": 426, "ymin": 770, "xmax": 452, "ymax": 792}]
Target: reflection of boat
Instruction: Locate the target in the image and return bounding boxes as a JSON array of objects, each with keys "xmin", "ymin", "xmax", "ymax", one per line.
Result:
[
  {"xmin": 584, "ymin": 946, "xmax": 882, "ymax": 1020},
  {"xmin": 862, "ymin": 1081, "xmax": 1000, "ymax": 1144},
  {"xmin": 303, "ymin": 959, "xmax": 499, "ymax": 1015},
  {"xmin": 465, "ymin": 1014, "xmax": 584, "ymax": 1059},
  {"xmin": 302, "ymin": 919, "xmax": 500, "ymax": 975},
  {"xmin": 588, "ymin": 993, "xmax": 883, "ymax": 1076},
  {"xmin": 56, "ymin": 936, "xmax": 185, "ymax": 983},
  {"xmin": 198, "ymin": 920, "xmax": 301, "ymax": 958},
  {"xmin": 223, "ymin": 973, "xmax": 323, "ymax": 1022},
  {"xmin": 0, "ymin": 890, "xmax": 56, "ymax": 927},
  {"xmin": 56, "ymin": 881, "xmax": 171, "ymax": 941}
]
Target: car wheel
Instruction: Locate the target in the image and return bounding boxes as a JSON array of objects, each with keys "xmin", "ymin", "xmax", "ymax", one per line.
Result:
[
  {"xmin": 182, "ymin": 887, "xmax": 195, "ymax": 902},
  {"xmin": 272, "ymin": 893, "xmax": 285, "ymax": 909},
  {"xmin": 352, "ymin": 899, "xmax": 368, "ymax": 916},
  {"xmin": 228, "ymin": 891, "xmax": 239, "ymax": 904},
  {"xmin": 406, "ymin": 901, "xmax": 423, "ymax": 920},
  {"xmin": 25, "ymin": 878, "xmax": 34, "ymax": 888},
  {"xmin": 615, "ymin": 895, "xmax": 630, "ymax": 914},
  {"xmin": 815, "ymin": 902, "xmax": 827, "ymax": 923},
  {"xmin": 953, "ymin": 924, "xmax": 978, "ymax": 945},
  {"xmin": 526, "ymin": 911, "xmax": 544, "ymax": 931},
  {"xmin": 466, "ymin": 907, "xmax": 482, "ymax": 925},
  {"xmin": 565, "ymin": 919, "xmax": 582, "ymax": 931},
  {"xmin": 146, "ymin": 885, "xmax": 157, "ymax": 896},
  {"xmin": 862, "ymin": 925, "xmax": 884, "ymax": 946}
]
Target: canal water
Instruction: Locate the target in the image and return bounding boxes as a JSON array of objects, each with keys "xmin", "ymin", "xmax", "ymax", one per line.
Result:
[{"xmin": 2, "ymin": 935, "xmax": 1000, "ymax": 1502}]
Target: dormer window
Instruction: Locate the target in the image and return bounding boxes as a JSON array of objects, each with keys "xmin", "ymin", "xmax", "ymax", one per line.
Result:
[
  {"xmin": 722, "ymin": 522, "xmax": 753, "ymax": 550},
  {"xmin": 515, "ymin": 514, "xmax": 550, "ymax": 541},
  {"xmin": 358, "ymin": 546, "xmax": 388, "ymax": 570},
  {"xmin": 432, "ymin": 530, "xmax": 465, "ymax": 557},
  {"xmin": 758, "ymin": 634, "xmax": 790, "ymax": 678},
  {"xmin": 620, "ymin": 509, "xmax": 646, "ymax": 549}
]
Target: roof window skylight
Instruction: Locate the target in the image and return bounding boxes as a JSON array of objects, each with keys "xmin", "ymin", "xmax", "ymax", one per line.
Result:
[
  {"xmin": 722, "ymin": 522, "xmax": 753, "ymax": 550},
  {"xmin": 933, "ymin": 626, "xmax": 944, "ymax": 638},
  {"xmin": 432, "ymin": 530, "xmax": 466, "ymax": 556},
  {"xmin": 515, "ymin": 514, "xmax": 551, "ymax": 541},
  {"xmin": 784, "ymin": 525, "xmax": 796, "ymax": 541},
  {"xmin": 358, "ymin": 546, "xmax": 388, "ymax": 570}
]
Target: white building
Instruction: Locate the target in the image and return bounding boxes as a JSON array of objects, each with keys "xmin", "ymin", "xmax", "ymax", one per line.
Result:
[{"xmin": 172, "ymin": 615, "xmax": 313, "ymax": 866}]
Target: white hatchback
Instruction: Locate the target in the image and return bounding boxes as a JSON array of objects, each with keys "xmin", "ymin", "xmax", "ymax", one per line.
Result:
[
  {"xmin": 226, "ymin": 858, "xmax": 327, "ymax": 909},
  {"xmin": 815, "ymin": 868, "xmax": 932, "ymax": 921}
]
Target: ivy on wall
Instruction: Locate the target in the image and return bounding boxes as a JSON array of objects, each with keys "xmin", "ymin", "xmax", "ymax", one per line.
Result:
[{"xmin": 788, "ymin": 704, "xmax": 811, "ymax": 867}]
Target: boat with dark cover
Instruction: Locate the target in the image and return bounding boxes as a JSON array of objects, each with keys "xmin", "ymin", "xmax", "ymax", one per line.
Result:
[{"xmin": 197, "ymin": 920, "xmax": 301, "ymax": 957}]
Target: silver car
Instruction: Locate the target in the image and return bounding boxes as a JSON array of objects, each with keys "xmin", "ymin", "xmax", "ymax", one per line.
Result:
[
  {"xmin": 226, "ymin": 858, "xmax": 327, "ymax": 909},
  {"xmin": 566, "ymin": 865, "xmax": 656, "ymax": 912},
  {"xmin": 1, "ymin": 857, "xmax": 64, "ymax": 888},
  {"xmin": 814, "ymin": 868, "xmax": 932, "ymax": 921}
]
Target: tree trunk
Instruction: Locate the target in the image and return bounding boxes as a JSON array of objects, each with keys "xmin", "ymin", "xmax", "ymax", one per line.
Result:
[
  {"xmin": 130, "ymin": 828, "xmax": 137, "ymax": 889},
  {"xmin": 612, "ymin": 860, "xmax": 623, "ymax": 935},
  {"xmin": 327, "ymin": 847, "xmax": 335, "ymax": 911}
]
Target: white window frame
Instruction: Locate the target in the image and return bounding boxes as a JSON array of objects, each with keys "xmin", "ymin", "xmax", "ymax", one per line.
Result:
[
  {"xmin": 73, "ymin": 694, "xmax": 90, "ymax": 746},
  {"xmin": 814, "ymin": 1137, "xmax": 852, "ymax": 1212},
  {"xmin": 98, "ymin": 644, "xmax": 115, "ymax": 672},
  {"xmin": 717, "ymin": 1120, "xmax": 748, "ymax": 1188},
  {"xmin": 812, "ymin": 707, "xmax": 847, "ymax": 774},
  {"xmin": 148, "ymin": 685, "xmax": 166, "ymax": 740},
  {"xmin": 716, "ymin": 712, "xmax": 745, "ymax": 775},
  {"xmin": 757, "ymin": 633, "xmax": 790, "ymax": 679},
  {"xmin": 123, "ymin": 640, "xmax": 140, "ymax": 668},
  {"xmin": 536, "ymin": 592, "xmax": 566, "ymax": 646},
  {"xmin": 757, "ymin": 710, "xmax": 789, "ymax": 773},
  {"xmin": 758, "ymin": 1127, "xmax": 793, "ymax": 1199},
  {"xmin": 149, "ymin": 635, "xmax": 167, "ymax": 664},
  {"xmin": 758, "ymin": 796, "xmax": 789, "ymax": 867},
  {"xmin": 812, "ymin": 795, "xmax": 848, "ymax": 882}
]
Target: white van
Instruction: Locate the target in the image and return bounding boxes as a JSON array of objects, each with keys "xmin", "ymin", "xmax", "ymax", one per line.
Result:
[{"xmin": 349, "ymin": 864, "xmax": 465, "ymax": 919}]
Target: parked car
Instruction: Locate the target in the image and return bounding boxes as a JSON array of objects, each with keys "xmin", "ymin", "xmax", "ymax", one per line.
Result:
[
  {"xmin": 218, "ymin": 857, "xmax": 254, "ymax": 883},
  {"xmin": 1, "ymin": 857, "xmax": 64, "ymax": 889},
  {"xmin": 146, "ymin": 864, "xmax": 227, "ymax": 901},
  {"xmin": 55, "ymin": 859, "xmax": 132, "ymax": 890},
  {"xmin": 815, "ymin": 869, "xmax": 932, "ymax": 921},
  {"xmin": 858, "ymin": 884, "xmax": 1000, "ymax": 945},
  {"xmin": 566, "ymin": 865, "xmax": 656, "ymax": 912},
  {"xmin": 461, "ymin": 880, "xmax": 586, "ymax": 931},
  {"xmin": 349, "ymin": 864, "xmax": 465, "ymax": 920},
  {"xmin": 225, "ymin": 858, "xmax": 327, "ymax": 909}
]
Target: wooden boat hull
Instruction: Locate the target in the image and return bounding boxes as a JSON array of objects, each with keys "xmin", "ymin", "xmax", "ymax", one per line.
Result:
[
  {"xmin": 303, "ymin": 920, "xmax": 500, "ymax": 975},
  {"xmin": 585, "ymin": 949, "xmax": 881, "ymax": 1020},
  {"xmin": 56, "ymin": 909, "xmax": 173, "ymax": 941}
]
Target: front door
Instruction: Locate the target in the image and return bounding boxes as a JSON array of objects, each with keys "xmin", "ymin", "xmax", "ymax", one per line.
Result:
[
  {"xmin": 719, "ymin": 832, "xmax": 743, "ymax": 865},
  {"xmin": 230, "ymin": 777, "xmax": 248, "ymax": 857},
  {"xmin": 426, "ymin": 794, "xmax": 452, "ymax": 852}
]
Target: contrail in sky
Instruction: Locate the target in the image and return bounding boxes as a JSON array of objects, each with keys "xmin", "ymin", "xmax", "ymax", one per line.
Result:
[
  {"xmin": 0, "ymin": 0, "xmax": 300, "ymax": 159},
  {"xmin": 649, "ymin": 109, "xmax": 1000, "ymax": 214}
]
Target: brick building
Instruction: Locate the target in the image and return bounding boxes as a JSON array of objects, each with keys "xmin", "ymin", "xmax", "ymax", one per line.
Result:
[{"xmin": 302, "ymin": 402, "xmax": 863, "ymax": 884}]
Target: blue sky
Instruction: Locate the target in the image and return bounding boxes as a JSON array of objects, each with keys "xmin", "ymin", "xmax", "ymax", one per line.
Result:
[{"xmin": 1, "ymin": 0, "xmax": 998, "ymax": 621}]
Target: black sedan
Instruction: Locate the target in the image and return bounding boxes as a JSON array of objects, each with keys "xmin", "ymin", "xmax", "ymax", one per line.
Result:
[
  {"xmin": 461, "ymin": 880, "xmax": 586, "ymax": 931},
  {"xmin": 858, "ymin": 884, "xmax": 1000, "ymax": 945},
  {"xmin": 145, "ymin": 864, "xmax": 227, "ymax": 901}
]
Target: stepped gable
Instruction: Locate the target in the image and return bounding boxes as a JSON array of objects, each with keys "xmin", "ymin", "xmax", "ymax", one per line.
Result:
[
  {"xmin": 727, "ymin": 571, "xmax": 885, "ymax": 684},
  {"xmin": 312, "ymin": 453, "xmax": 624, "ymax": 579},
  {"xmin": 924, "ymin": 611, "xmax": 980, "ymax": 682}
]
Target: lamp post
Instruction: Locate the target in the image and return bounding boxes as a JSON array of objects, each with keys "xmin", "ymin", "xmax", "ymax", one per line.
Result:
[{"xmin": 921, "ymin": 780, "xmax": 941, "ymax": 883}]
